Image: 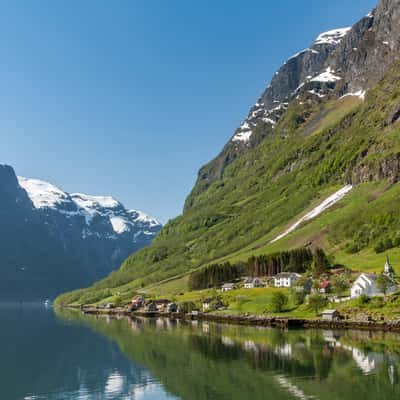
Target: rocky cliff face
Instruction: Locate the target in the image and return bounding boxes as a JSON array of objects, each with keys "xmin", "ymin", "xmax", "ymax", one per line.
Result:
[
  {"xmin": 0, "ymin": 165, "xmax": 161, "ymax": 300},
  {"xmin": 186, "ymin": 0, "xmax": 400, "ymax": 210}
]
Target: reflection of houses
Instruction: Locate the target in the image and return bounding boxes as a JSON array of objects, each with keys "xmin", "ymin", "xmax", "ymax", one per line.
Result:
[
  {"xmin": 243, "ymin": 340, "xmax": 258, "ymax": 352},
  {"xmin": 221, "ymin": 336, "xmax": 235, "ymax": 347},
  {"xmin": 351, "ymin": 348, "xmax": 384, "ymax": 374},
  {"xmin": 274, "ymin": 273, "xmax": 301, "ymax": 288},
  {"xmin": 221, "ymin": 283, "xmax": 236, "ymax": 292},
  {"xmin": 274, "ymin": 343, "xmax": 293, "ymax": 358},
  {"xmin": 275, "ymin": 375, "xmax": 313, "ymax": 400},
  {"xmin": 244, "ymin": 277, "xmax": 263, "ymax": 289}
]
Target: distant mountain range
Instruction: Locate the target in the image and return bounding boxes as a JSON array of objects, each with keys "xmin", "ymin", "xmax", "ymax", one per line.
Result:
[{"xmin": 0, "ymin": 164, "xmax": 161, "ymax": 300}]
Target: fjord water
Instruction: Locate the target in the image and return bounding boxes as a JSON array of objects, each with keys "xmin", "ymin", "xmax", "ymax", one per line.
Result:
[{"xmin": 1, "ymin": 305, "xmax": 400, "ymax": 400}]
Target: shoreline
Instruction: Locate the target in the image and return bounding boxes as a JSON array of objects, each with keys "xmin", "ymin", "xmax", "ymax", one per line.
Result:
[{"xmin": 72, "ymin": 306, "xmax": 400, "ymax": 332}]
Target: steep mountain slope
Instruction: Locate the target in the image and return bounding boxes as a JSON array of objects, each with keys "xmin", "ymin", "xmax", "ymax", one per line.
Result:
[
  {"xmin": 57, "ymin": 0, "xmax": 400, "ymax": 305},
  {"xmin": 0, "ymin": 165, "xmax": 161, "ymax": 300}
]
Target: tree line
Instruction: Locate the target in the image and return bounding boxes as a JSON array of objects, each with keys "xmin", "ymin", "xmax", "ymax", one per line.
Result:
[
  {"xmin": 188, "ymin": 262, "xmax": 245, "ymax": 290},
  {"xmin": 188, "ymin": 247, "xmax": 328, "ymax": 290},
  {"xmin": 247, "ymin": 248, "xmax": 313, "ymax": 277}
]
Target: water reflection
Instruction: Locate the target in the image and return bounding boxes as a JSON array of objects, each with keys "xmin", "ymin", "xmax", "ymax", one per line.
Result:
[
  {"xmin": 76, "ymin": 314, "xmax": 399, "ymax": 400},
  {"xmin": 3, "ymin": 302, "xmax": 399, "ymax": 400},
  {"xmin": 0, "ymin": 304, "xmax": 177, "ymax": 400}
]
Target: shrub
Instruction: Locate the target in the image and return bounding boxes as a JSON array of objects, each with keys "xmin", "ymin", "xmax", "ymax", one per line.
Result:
[
  {"xmin": 291, "ymin": 289, "xmax": 306, "ymax": 305},
  {"xmin": 374, "ymin": 241, "xmax": 385, "ymax": 253},
  {"xmin": 394, "ymin": 236, "xmax": 400, "ymax": 247},
  {"xmin": 332, "ymin": 276, "xmax": 349, "ymax": 294},
  {"xmin": 269, "ymin": 292, "xmax": 289, "ymax": 313},
  {"xmin": 178, "ymin": 301, "xmax": 198, "ymax": 313},
  {"xmin": 357, "ymin": 294, "xmax": 369, "ymax": 306},
  {"xmin": 308, "ymin": 294, "xmax": 328, "ymax": 315}
]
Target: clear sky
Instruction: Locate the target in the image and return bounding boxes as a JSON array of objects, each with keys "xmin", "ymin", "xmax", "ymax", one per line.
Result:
[{"xmin": 0, "ymin": 0, "xmax": 377, "ymax": 223}]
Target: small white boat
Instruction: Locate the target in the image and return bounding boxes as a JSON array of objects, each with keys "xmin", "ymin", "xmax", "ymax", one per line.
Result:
[{"xmin": 44, "ymin": 299, "xmax": 52, "ymax": 308}]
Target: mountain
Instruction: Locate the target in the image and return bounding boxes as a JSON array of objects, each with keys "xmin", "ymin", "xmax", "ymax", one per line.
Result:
[
  {"xmin": 0, "ymin": 164, "xmax": 161, "ymax": 300},
  {"xmin": 57, "ymin": 0, "xmax": 400, "ymax": 305}
]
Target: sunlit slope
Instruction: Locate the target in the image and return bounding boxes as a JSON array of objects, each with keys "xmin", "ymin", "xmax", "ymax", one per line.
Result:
[{"xmin": 56, "ymin": 62, "xmax": 400, "ymax": 305}]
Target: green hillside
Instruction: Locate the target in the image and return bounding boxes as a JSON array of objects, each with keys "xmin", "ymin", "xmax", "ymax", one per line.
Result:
[{"xmin": 56, "ymin": 61, "xmax": 400, "ymax": 306}]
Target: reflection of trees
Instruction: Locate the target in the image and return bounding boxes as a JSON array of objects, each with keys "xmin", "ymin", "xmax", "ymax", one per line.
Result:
[{"xmin": 57, "ymin": 310, "xmax": 400, "ymax": 400}]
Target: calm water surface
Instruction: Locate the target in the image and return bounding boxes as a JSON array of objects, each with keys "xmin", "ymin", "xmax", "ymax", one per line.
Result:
[{"xmin": 1, "ymin": 304, "xmax": 400, "ymax": 399}]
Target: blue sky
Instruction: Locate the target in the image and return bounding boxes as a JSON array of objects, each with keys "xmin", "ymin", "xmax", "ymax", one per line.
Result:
[{"xmin": 0, "ymin": 0, "xmax": 376, "ymax": 222}]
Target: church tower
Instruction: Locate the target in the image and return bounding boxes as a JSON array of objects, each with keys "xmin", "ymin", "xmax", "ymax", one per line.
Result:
[{"xmin": 384, "ymin": 255, "xmax": 394, "ymax": 279}]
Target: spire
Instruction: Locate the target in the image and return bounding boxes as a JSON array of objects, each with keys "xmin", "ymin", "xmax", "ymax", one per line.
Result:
[{"xmin": 384, "ymin": 255, "xmax": 394, "ymax": 277}]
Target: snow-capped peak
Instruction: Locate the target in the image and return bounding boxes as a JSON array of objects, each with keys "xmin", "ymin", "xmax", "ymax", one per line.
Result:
[
  {"xmin": 70, "ymin": 193, "xmax": 120, "ymax": 211},
  {"xmin": 313, "ymin": 27, "xmax": 351, "ymax": 46},
  {"xmin": 17, "ymin": 177, "xmax": 70, "ymax": 209},
  {"xmin": 129, "ymin": 209, "xmax": 161, "ymax": 228},
  {"xmin": 17, "ymin": 176, "xmax": 161, "ymax": 237}
]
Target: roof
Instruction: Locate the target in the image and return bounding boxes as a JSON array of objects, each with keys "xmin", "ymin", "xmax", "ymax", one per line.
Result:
[
  {"xmin": 244, "ymin": 277, "xmax": 260, "ymax": 284},
  {"xmin": 222, "ymin": 283, "xmax": 236, "ymax": 288},
  {"xmin": 361, "ymin": 273, "xmax": 379, "ymax": 282},
  {"xmin": 275, "ymin": 272, "xmax": 300, "ymax": 279},
  {"xmin": 154, "ymin": 299, "xmax": 170, "ymax": 304},
  {"xmin": 320, "ymin": 280, "xmax": 331, "ymax": 289},
  {"xmin": 203, "ymin": 298, "xmax": 213, "ymax": 303}
]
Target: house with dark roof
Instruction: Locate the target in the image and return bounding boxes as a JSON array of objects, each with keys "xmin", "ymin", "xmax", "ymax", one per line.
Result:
[
  {"xmin": 244, "ymin": 277, "xmax": 263, "ymax": 289},
  {"xmin": 221, "ymin": 283, "xmax": 236, "ymax": 292},
  {"xmin": 321, "ymin": 309, "xmax": 340, "ymax": 321}
]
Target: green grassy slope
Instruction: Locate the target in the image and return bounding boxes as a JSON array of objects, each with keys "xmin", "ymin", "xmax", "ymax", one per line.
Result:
[{"xmin": 56, "ymin": 62, "xmax": 400, "ymax": 306}]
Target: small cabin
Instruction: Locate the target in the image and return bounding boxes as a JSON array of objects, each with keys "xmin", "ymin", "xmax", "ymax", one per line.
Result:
[
  {"xmin": 131, "ymin": 296, "xmax": 145, "ymax": 308},
  {"xmin": 244, "ymin": 277, "xmax": 263, "ymax": 289},
  {"xmin": 146, "ymin": 302, "xmax": 158, "ymax": 312},
  {"xmin": 154, "ymin": 299, "xmax": 170, "ymax": 311},
  {"xmin": 167, "ymin": 303, "xmax": 178, "ymax": 313},
  {"xmin": 321, "ymin": 309, "xmax": 340, "ymax": 321},
  {"xmin": 221, "ymin": 283, "xmax": 236, "ymax": 292}
]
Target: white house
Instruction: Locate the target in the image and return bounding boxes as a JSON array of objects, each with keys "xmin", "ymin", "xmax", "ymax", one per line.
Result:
[
  {"xmin": 244, "ymin": 277, "xmax": 263, "ymax": 289},
  {"xmin": 221, "ymin": 283, "xmax": 236, "ymax": 292},
  {"xmin": 274, "ymin": 273, "xmax": 301, "ymax": 288},
  {"xmin": 350, "ymin": 273, "xmax": 397, "ymax": 298}
]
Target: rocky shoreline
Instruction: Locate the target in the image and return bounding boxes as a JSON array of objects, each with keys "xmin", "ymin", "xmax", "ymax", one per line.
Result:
[{"xmin": 75, "ymin": 306, "xmax": 400, "ymax": 332}]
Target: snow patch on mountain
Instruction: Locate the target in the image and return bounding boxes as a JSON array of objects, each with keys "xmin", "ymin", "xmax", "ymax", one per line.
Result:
[
  {"xmin": 311, "ymin": 67, "xmax": 342, "ymax": 83},
  {"xmin": 110, "ymin": 216, "xmax": 130, "ymax": 234},
  {"xmin": 71, "ymin": 193, "xmax": 120, "ymax": 210},
  {"xmin": 130, "ymin": 210, "xmax": 160, "ymax": 227},
  {"xmin": 232, "ymin": 129, "xmax": 253, "ymax": 143},
  {"xmin": 313, "ymin": 28, "xmax": 351, "ymax": 46},
  {"xmin": 340, "ymin": 89, "xmax": 366, "ymax": 100},
  {"xmin": 271, "ymin": 185, "xmax": 353, "ymax": 243}
]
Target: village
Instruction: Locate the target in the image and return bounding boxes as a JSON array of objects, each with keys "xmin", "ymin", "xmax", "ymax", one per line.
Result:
[{"xmin": 97, "ymin": 256, "xmax": 399, "ymax": 325}]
